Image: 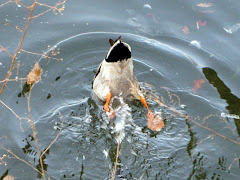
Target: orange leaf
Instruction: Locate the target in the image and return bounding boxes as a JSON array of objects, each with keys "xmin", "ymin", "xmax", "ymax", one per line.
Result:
[
  {"xmin": 147, "ymin": 112, "xmax": 164, "ymax": 131},
  {"xmin": 27, "ymin": 62, "xmax": 43, "ymax": 85},
  {"xmin": 197, "ymin": 3, "xmax": 213, "ymax": 7},
  {"xmin": 3, "ymin": 175, "xmax": 15, "ymax": 180},
  {"xmin": 182, "ymin": 25, "xmax": 189, "ymax": 35},
  {"xmin": 192, "ymin": 79, "xmax": 205, "ymax": 93}
]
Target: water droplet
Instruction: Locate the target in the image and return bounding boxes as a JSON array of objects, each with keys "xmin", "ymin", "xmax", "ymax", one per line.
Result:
[
  {"xmin": 190, "ymin": 40, "xmax": 201, "ymax": 48},
  {"xmin": 143, "ymin": 4, "xmax": 152, "ymax": 9},
  {"xmin": 103, "ymin": 149, "xmax": 108, "ymax": 158},
  {"xmin": 180, "ymin": 104, "xmax": 187, "ymax": 109}
]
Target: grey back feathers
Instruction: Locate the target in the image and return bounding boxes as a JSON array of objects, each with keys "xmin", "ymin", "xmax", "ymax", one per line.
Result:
[{"xmin": 92, "ymin": 37, "xmax": 140, "ymax": 101}]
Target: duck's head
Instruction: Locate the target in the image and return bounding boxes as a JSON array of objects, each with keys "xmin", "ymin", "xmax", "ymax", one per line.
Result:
[{"xmin": 105, "ymin": 36, "xmax": 131, "ymax": 62}]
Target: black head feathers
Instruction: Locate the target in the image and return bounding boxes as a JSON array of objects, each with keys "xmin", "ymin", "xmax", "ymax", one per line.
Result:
[{"xmin": 105, "ymin": 36, "xmax": 131, "ymax": 62}]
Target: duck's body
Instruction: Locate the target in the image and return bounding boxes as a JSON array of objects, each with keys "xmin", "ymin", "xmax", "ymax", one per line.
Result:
[
  {"xmin": 93, "ymin": 37, "xmax": 140, "ymax": 101},
  {"xmin": 92, "ymin": 36, "xmax": 164, "ymax": 131},
  {"xmin": 93, "ymin": 57, "xmax": 140, "ymax": 101}
]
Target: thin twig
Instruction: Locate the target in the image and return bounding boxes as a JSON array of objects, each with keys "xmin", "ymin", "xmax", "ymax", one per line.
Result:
[
  {"xmin": 112, "ymin": 129, "xmax": 123, "ymax": 180},
  {"xmin": 31, "ymin": 0, "xmax": 66, "ymax": 19},
  {"xmin": 0, "ymin": 99, "xmax": 27, "ymax": 121},
  {"xmin": 41, "ymin": 112, "xmax": 64, "ymax": 158},
  {"xmin": 0, "ymin": 145, "xmax": 42, "ymax": 174},
  {"xmin": 0, "ymin": 0, "xmax": 37, "ymax": 97},
  {"xmin": 0, "ymin": 0, "xmax": 14, "ymax": 7},
  {"xmin": 228, "ymin": 155, "xmax": 240, "ymax": 170},
  {"xmin": 20, "ymin": 49, "xmax": 62, "ymax": 61},
  {"xmin": 15, "ymin": 0, "xmax": 30, "ymax": 9},
  {"xmin": 0, "ymin": 78, "xmax": 27, "ymax": 83},
  {"xmin": 27, "ymin": 85, "xmax": 46, "ymax": 180},
  {"xmin": 0, "ymin": 43, "xmax": 13, "ymax": 57}
]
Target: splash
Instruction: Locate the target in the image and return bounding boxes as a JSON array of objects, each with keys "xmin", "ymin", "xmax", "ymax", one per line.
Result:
[{"xmin": 109, "ymin": 97, "xmax": 132, "ymax": 143}]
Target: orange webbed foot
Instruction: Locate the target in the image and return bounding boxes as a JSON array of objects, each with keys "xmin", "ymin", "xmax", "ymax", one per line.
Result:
[
  {"xmin": 104, "ymin": 92, "xmax": 116, "ymax": 119},
  {"xmin": 147, "ymin": 111, "xmax": 164, "ymax": 131},
  {"xmin": 140, "ymin": 95, "xmax": 164, "ymax": 131}
]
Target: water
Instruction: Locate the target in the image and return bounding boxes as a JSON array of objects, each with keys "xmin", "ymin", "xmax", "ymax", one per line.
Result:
[{"xmin": 1, "ymin": 0, "xmax": 240, "ymax": 179}]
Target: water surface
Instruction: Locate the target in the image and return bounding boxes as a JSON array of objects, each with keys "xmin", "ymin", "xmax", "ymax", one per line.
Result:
[{"xmin": 0, "ymin": 0, "xmax": 240, "ymax": 179}]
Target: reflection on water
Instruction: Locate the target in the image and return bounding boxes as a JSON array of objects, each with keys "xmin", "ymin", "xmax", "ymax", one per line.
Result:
[{"xmin": 203, "ymin": 67, "xmax": 240, "ymax": 135}]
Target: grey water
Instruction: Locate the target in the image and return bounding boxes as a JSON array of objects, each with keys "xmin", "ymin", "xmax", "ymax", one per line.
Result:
[{"xmin": 0, "ymin": 0, "xmax": 240, "ymax": 179}]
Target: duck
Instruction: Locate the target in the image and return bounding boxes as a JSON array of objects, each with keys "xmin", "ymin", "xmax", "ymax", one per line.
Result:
[{"xmin": 92, "ymin": 36, "xmax": 164, "ymax": 131}]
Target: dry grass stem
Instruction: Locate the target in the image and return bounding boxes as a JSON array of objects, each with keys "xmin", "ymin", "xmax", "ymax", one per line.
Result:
[
  {"xmin": 0, "ymin": 0, "xmax": 37, "ymax": 97},
  {"xmin": 0, "ymin": 0, "xmax": 14, "ymax": 7},
  {"xmin": 0, "ymin": 43, "xmax": 13, "ymax": 57},
  {"xmin": 0, "ymin": 99, "xmax": 27, "ymax": 122},
  {"xmin": 41, "ymin": 112, "xmax": 64, "ymax": 158},
  {"xmin": 228, "ymin": 155, "xmax": 240, "ymax": 170},
  {"xmin": 0, "ymin": 0, "xmax": 66, "ymax": 178},
  {"xmin": 0, "ymin": 145, "xmax": 42, "ymax": 174},
  {"xmin": 15, "ymin": 0, "xmax": 29, "ymax": 9},
  {"xmin": 112, "ymin": 129, "xmax": 123, "ymax": 180},
  {"xmin": 3, "ymin": 22, "xmax": 23, "ymax": 32},
  {"xmin": 27, "ymin": 85, "xmax": 46, "ymax": 180},
  {"xmin": 143, "ymin": 91, "xmax": 240, "ymax": 146},
  {"xmin": 0, "ymin": 78, "xmax": 27, "ymax": 84},
  {"xmin": 31, "ymin": 0, "xmax": 66, "ymax": 19},
  {"xmin": 20, "ymin": 49, "xmax": 63, "ymax": 61}
]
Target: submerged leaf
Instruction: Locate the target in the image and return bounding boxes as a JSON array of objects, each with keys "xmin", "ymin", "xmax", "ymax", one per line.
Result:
[
  {"xmin": 197, "ymin": 20, "xmax": 207, "ymax": 27},
  {"xmin": 27, "ymin": 62, "xmax": 43, "ymax": 85},
  {"xmin": 192, "ymin": 79, "xmax": 205, "ymax": 93},
  {"xmin": 182, "ymin": 25, "xmax": 189, "ymax": 35}
]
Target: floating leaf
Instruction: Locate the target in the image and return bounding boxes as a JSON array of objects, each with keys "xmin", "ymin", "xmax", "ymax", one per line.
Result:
[
  {"xmin": 197, "ymin": 3, "xmax": 213, "ymax": 7},
  {"xmin": 182, "ymin": 25, "xmax": 189, "ymax": 35},
  {"xmin": 192, "ymin": 79, "xmax": 205, "ymax": 93},
  {"xmin": 3, "ymin": 175, "xmax": 15, "ymax": 180},
  {"xmin": 27, "ymin": 62, "xmax": 43, "ymax": 85},
  {"xmin": 197, "ymin": 20, "xmax": 207, "ymax": 29},
  {"xmin": 147, "ymin": 112, "xmax": 164, "ymax": 131}
]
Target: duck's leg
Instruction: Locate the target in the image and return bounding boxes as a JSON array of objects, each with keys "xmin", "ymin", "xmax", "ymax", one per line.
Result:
[
  {"xmin": 140, "ymin": 95, "xmax": 151, "ymax": 113},
  {"xmin": 104, "ymin": 92, "xmax": 115, "ymax": 119},
  {"xmin": 140, "ymin": 95, "xmax": 165, "ymax": 131},
  {"xmin": 104, "ymin": 92, "xmax": 112, "ymax": 112}
]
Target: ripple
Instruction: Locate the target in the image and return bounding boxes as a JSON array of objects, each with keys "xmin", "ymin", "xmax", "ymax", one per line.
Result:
[{"xmin": 22, "ymin": 32, "xmax": 238, "ymax": 179}]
